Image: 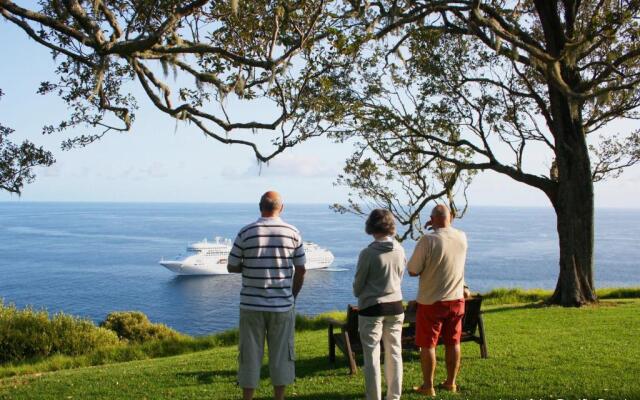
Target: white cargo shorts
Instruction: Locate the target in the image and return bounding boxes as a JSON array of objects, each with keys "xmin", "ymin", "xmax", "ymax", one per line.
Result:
[{"xmin": 237, "ymin": 307, "xmax": 296, "ymax": 388}]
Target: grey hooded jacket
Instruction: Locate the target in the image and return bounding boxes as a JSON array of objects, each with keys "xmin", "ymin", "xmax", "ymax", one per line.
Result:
[{"xmin": 353, "ymin": 240, "xmax": 406, "ymax": 310}]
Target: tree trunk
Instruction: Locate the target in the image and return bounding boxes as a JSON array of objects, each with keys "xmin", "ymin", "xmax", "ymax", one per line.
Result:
[
  {"xmin": 533, "ymin": 1, "xmax": 597, "ymax": 305},
  {"xmin": 548, "ymin": 101, "xmax": 597, "ymax": 306},
  {"xmin": 549, "ymin": 179, "xmax": 597, "ymax": 306}
]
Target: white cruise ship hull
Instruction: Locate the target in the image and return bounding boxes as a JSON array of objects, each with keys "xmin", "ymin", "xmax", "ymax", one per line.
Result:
[
  {"xmin": 159, "ymin": 256, "xmax": 334, "ymax": 275},
  {"xmin": 159, "ymin": 240, "xmax": 334, "ymax": 276},
  {"xmin": 159, "ymin": 260, "xmax": 229, "ymax": 275}
]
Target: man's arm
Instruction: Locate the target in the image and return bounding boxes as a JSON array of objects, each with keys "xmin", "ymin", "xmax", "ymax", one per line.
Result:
[
  {"xmin": 227, "ymin": 263, "xmax": 242, "ymax": 273},
  {"xmin": 407, "ymin": 236, "xmax": 428, "ymax": 277},
  {"xmin": 292, "ymin": 265, "xmax": 306, "ymax": 299},
  {"xmin": 227, "ymin": 233, "xmax": 244, "ymax": 273}
]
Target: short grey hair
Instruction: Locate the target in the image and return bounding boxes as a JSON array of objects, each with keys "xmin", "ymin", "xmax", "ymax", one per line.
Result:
[
  {"xmin": 259, "ymin": 193, "xmax": 282, "ymax": 212},
  {"xmin": 365, "ymin": 209, "xmax": 396, "ymax": 236}
]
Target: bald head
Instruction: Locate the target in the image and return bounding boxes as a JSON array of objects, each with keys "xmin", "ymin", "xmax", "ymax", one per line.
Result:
[
  {"xmin": 430, "ymin": 204, "xmax": 451, "ymax": 228},
  {"xmin": 259, "ymin": 191, "xmax": 283, "ymax": 217}
]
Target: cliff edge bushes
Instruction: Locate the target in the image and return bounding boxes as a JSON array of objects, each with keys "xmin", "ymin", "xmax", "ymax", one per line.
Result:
[
  {"xmin": 100, "ymin": 311, "xmax": 182, "ymax": 343},
  {"xmin": 0, "ymin": 302, "xmax": 119, "ymax": 363}
]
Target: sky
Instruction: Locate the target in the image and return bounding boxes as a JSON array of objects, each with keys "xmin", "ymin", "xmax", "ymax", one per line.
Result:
[{"xmin": 1, "ymin": 18, "xmax": 639, "ymax": 208}]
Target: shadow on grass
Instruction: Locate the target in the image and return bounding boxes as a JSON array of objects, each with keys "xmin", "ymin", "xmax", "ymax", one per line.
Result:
[
  {"xmin": 172, "ymin": 355, "xmax": 340, "ymax": 387},
  {"xmin": 175, "ymin": 369, "xmax": 236, "ymax": 384},
  {"xmin": 294, "ymin": 355, "xmax": 340, "ymax": 378},
  {"xmin": 173, "ymin": 349, "xmax": 420, "ymax": 388},
  {"xmin": 254, "ymin": 394, "xmax": 354, "ymax": 400},
  {"xmin": 299, "ymin": 349, "xmax": 424, "ymax": 379},
  {"xmin": 482, "ymin": 302, "xmax": 547, "ymax": 314}
]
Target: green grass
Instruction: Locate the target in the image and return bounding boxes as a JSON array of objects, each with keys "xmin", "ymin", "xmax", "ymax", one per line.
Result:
[
  {"xmin": 482, "ymin": 286, "xmax": 640, "ymax": 305},
  {"xmin": 0, "ymin": 335, "xmax": 227, "ymax": 379},
  {"xmin": 1, "ymin": 299, "xmax": 639, "ymax": 399}
]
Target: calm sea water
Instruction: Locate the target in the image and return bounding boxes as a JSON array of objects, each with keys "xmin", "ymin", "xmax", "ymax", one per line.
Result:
[{"xmin": 0, "ymin": 202, "xmax": 638, "ymax": 335}]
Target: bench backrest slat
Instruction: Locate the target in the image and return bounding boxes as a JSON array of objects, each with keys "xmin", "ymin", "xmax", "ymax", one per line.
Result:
[
  {"xmin": 346, "ymin": 305, "xmax": 360, "ymax": 336},
  {"xmin": 462, "ymin": 296, "xmax": 482, "ymax": 335}
]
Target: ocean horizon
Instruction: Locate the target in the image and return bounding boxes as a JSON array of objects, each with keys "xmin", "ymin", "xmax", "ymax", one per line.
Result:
[
  {"xmin": 3, "ymin": 200, "xmax": 640, "ymax": 209},
  {"xmin": 1, "ymin": 202, "xmax": 639, "ymax": 335}
]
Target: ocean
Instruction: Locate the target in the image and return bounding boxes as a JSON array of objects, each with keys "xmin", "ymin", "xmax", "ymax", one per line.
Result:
[{"xmin": 0, "ymin": 202, "xmax": 638, "ymax": 335}]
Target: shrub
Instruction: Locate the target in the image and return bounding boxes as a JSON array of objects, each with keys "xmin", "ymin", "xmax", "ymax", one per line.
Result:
[
  {"xmin": 482, "ymin": 288, "xmax": 551, "ymax": 305},
  {"xmin": 209, "ymin": 328, "xmax": 238, "ymax": 346},
  {"xmin": 597, "ymin": 287, "xmax": 640, "ymax": 299},
  {"xmin": 0, "ymin": 302, "xmax": 119, "ymax": 364},
  {"xmin": 100, "ymin": 311, "xmax": 182, "ymax": 343},
  {"xmin": 295, "ymin": 312, "xmax": 344, "ymax": 331},
  {"xmin": 481, "ymin": 287, "xmax": 640, "ymax": 305}
]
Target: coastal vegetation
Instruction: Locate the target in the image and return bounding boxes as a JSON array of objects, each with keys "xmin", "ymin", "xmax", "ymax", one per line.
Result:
[
  {"xmin": 1, "ymin": 295, "xmax": 639, "ymax": 399},
  {"xmin": 0, "ymin": 303, "xmax": 229, "ymax": 378},
  {"xmin": 100, "ymin": 311, "xmax": 183, "ymax": 343}
]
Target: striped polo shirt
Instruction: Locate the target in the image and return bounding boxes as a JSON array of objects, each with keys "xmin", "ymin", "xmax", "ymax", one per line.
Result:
[{"xmin": 228, "ymin": 216, "xmax": 306, "ymax": 312}]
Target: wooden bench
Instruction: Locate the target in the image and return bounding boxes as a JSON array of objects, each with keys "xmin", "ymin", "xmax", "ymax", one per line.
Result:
[{"xmin": 327, "ymin": 296, "xmax": 488, "ymax": 374}]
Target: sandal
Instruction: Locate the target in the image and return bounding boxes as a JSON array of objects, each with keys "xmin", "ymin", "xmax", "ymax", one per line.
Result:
[
  {"xmin": 437, "ymin": 382, "xmax": 458, "ymax": 393},
  {"xmin": 413, "ymin": 385, "xmax": 436, "ymax": 396}
]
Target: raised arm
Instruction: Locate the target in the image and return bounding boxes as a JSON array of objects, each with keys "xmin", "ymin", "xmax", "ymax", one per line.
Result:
[{"xmin": 407, "ymin": 236, "xmax": 428, "ymax": 277}]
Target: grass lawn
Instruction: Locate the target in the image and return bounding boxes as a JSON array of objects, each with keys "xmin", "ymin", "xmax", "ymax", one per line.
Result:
[{"xmin": 1, "ymin": 299, "xmax": 639, "ymax": 399}]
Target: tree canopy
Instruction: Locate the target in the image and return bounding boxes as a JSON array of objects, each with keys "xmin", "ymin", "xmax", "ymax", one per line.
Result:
[
  {"xmin": 328, "ymin": 0, "xmax": 640, "ymax": 237},
  {"xmin": 0, "ymin": 0, "xmax": 348, "ymax": 161}
]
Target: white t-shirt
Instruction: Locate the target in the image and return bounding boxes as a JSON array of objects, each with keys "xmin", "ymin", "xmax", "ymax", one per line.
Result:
[{"xmin": 407, "ymin": 227, "xmax": 467, "ymax": 305}]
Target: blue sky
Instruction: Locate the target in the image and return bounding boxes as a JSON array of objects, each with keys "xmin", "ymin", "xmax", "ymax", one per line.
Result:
[{"xmin": 1, "ymin": 19, "xmax": 639, "ymax": 207}]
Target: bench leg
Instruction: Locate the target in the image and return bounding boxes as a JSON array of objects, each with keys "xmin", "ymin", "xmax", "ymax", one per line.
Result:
[
  {"xmin": 328, "ymin": 325, "xmax": 336, "ymax": 363},
  {"xmin": 343, "ymin": 331, "xmax": 358, "ymax": 375},
  {"xmin": 478, "ymin": 315, "xmax": 488, "ymax": 359}
]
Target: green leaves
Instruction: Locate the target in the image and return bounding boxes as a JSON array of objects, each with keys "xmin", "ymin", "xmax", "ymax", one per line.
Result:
[
  {"xmin": 0, "ymin": 90, "xmax": 55, "ymax": 195},
  {"xmin": 3, "ymin": 0, "xmax": 346, "ymax": 163},
  {"xmin": 590, "ymin": 130, "xmax": 640, "ymax": 182}
]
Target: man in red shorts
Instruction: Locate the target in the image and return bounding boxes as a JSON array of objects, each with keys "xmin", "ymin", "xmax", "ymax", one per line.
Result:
[{"xmin": 407, "ymin": 204, "xmax": 468, "ymax": 396}]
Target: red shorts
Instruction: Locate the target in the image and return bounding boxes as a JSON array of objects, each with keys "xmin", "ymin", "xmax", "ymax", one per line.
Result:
[{"xmin": 415, "ymin": 299, "xmax": 465, "ymax": 348}]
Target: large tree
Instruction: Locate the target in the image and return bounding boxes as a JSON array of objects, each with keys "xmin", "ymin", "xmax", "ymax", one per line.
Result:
[
  {"xmin": 326, "ymin": 0, "xmax": 640, "ymax": 306},
  {"xmin": 0, "ymin": 0, "xmax": 344, "ymax": 162}
]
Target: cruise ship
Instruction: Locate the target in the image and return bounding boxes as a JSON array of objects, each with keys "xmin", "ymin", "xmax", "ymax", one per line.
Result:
[{"xmin": 159, "ymin": 237, "xmax": 335, "ymax": 275}]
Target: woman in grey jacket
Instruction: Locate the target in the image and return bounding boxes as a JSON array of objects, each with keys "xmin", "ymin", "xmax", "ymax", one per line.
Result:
[{"xmin": 353, "ymin": 209, "xmax": 405, "ymax": 400}]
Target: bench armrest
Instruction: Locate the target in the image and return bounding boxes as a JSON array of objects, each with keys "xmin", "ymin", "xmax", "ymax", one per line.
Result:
[{"xmin": 326, "ymin": 318, "xmax": 347, "ymax": 329}]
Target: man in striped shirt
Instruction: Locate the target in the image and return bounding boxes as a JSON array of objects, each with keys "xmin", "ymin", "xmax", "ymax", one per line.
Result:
[{"xmin": 227, "ymin": 191, "xmax": 306, "ymax": 400}]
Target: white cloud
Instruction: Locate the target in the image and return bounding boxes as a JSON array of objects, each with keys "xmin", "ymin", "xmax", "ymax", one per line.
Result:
[
  {"xmin": 38, "ymin": 162, "xmax": 62, "ymax": 177},
  {"xmin": 71, "ymin": 166, "xmax": 91, "ymax": 178},
  {"xmin": 222, "ymin": 154, "xmax": 338, "ymax": 179},
  {"xmin": 136, "ymin": 162, "xmax": 169, "ymax": 179},
  {"xmin": 119, "ymin": 166, "xmax": 135, "ymax": 178}
]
